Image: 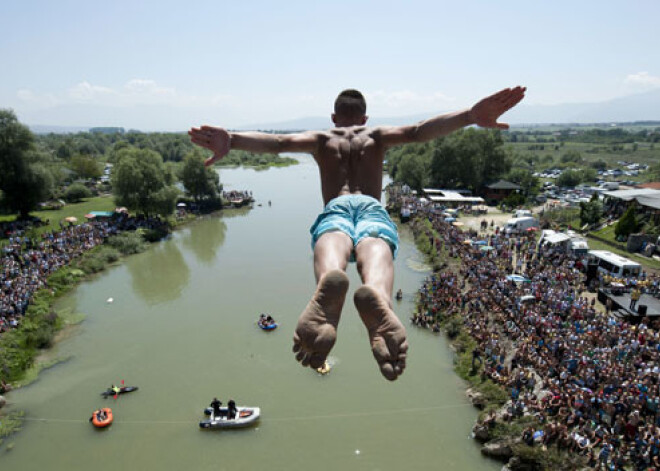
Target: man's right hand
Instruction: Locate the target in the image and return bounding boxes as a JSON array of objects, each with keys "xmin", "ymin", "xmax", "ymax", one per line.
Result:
[{"xmin": 188, "ymin": 126, "xmax": 231, "ymax": 166}]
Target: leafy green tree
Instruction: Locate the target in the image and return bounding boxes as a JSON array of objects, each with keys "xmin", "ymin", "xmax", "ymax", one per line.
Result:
[
  {"xmin": 615, "ymin": 206, "xmax": 639, "ymax": 238},
  {"xmin": 579, "ymin": 193, "xmax": 602, "ymax": 227},
  {"xmin": 395, "ymin": 152, "xmax": 431, "ymax": 193},
  {"xmin": 181, "ymin": 151, "xmax": 221, "ymax": 202},
  {"xmin": 111, "ymin": 147, "xmax": 178, "ymax": 216},
  {"xmin": 506, "ymin": 167, "xmax": 539, "ymax": 196},
  {"xmin": 0, "ymin": 109, "xmax": 54, "ymax": 217},
  {"xmin": 64, "ymin": 183, "xmax": 92, "ymax": 203},
  {"xmin": 429, "ymin": 129, "xmax": 510, "ymax": 193},
  {"xmin": 556, "ymin": 169, "xmax": 584, "ymax": 188},
  {"xmin": 69, "ymin": 154, "xmax": 103, "ymax": 179}
]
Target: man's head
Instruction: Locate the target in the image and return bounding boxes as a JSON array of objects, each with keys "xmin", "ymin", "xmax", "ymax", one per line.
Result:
[{"xmin": 332, "ymin": 89, "xmax": 367, "ymax": 127}]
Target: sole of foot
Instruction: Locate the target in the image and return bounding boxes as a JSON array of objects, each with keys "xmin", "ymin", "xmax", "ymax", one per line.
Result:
[
  {"xmin": 354, "ymin": 285, "xmax": 408, "ymax": 381},
  {"xmin": 293, "ymin": 269, "xmax": 349, "ymax": 369}
]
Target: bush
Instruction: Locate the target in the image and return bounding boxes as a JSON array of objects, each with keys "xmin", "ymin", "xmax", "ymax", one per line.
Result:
[
  {"xmin": 64, "ymin": 183, "xmax": 92, "ymax": 203},
  {"xmin": 106, "ymin": 232, "xmax": 147, "ymax": 255}
]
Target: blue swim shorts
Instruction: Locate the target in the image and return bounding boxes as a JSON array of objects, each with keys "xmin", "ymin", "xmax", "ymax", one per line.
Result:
[{"xmin": 309, "ymin": 194, "xmax": 399, "ymax": 260}]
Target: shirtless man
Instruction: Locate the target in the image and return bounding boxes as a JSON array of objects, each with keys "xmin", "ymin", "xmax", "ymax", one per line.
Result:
[{"xmin": 189, "ymin": 86, "xmax": 525, "ymax": 381}]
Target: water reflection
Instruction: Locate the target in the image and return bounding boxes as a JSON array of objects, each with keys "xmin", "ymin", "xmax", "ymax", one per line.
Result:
[
  {"xmin": 181, "ymin": 216, "xmax": 227, "ymax": 264},
  {"xmin": 126, "ymin": 241, "xmax": 190, "ymax": 304}
]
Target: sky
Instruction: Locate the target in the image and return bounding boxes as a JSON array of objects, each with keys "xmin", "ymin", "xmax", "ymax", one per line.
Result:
[{"xmin": 1, "ymin": 0, "xmax": 659, "ymax": 131}]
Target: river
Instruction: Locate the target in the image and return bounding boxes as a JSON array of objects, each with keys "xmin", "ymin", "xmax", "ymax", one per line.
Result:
[{"xmin": 1, "ymin": 155, "xmax": 498, "ymax": 470}]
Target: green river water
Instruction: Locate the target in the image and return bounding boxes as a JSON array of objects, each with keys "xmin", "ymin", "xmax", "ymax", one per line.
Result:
[{"xmin": 1, "ymin": 155, "xmax": 499, "ymax": 471}]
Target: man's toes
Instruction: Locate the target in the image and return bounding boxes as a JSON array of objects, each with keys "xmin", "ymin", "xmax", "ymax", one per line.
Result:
[
  {"xmin": 371, "ymin": 338, "xmax": 390, "ymax": 363},
  {"xmin": 295, "ymin": 350, "xmax": 306, "ymax": 363},
  {"xmin": 379, "ymin": 363, "xmax": 396, "ymax": 381},
  {"xmin": 309, "ymin": 353, "xmax": 326, "ymax": 369}
]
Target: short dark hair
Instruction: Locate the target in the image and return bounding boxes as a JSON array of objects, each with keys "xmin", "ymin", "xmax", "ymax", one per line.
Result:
[{"xmin": 334, "ymin": 89, "xmax": 366, "ymax": 118}]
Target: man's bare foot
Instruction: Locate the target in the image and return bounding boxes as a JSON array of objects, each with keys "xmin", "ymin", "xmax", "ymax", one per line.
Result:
[
  {"xmin": 354, "ymin": 286, "xmax": 408, "ymax": 381},
  {"xmin": 293, "ymin": 270, "xmax": 349, "ymax": 370}
]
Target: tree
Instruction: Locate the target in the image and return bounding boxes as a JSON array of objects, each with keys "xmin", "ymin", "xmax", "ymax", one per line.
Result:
[
  {"xmin": 579, "ymin": 194, "xmax": 602, "ymax": 227},
  {"xmin": 0, "ymin": 109, "xmax": 54, "ymax": 217},
  {"xmin": 395, "ymin": 152, "xmax": 431, "ymax": 193},
  {"xmin": 181, "ymin": 151, "xmax": 221, "ymax": 202},
  {"xmin": 69, "ymin": 154, "xmax": 103, "ymax": 179},
  {"xmin": 64, "ymin": 183, "xmax": 92, "ymax": 203},
  {"xmin": 111, "ymin": 147, "xmax": 179, "ymax": 216},
  {"xmin": 428, "ymin": 129, "xmax": 510, "ymax": 193},
  {"xmin": 560, "ymin": 150, "xmax": 582, "ymax": 164},
  {"xmin": 615, "ymin": 206, "xmax": 639, "ymax": 238},
  {"xmin": 556, "ymin": 169, "xmax": 584, "ymax": 188}
]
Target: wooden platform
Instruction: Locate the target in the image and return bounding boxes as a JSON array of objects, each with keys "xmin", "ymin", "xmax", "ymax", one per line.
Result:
[{"xmin": 598, "ymin": 289, "xmax": 660, "ymax": 321}]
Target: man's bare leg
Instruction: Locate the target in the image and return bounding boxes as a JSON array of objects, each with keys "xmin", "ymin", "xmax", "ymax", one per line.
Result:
[
  {"xmin": 354, "ymin": 238, "xmax": 408, "ymax": 381},
  {"xmin": 293, "ymin": 232, "xmax": 351, "ymax": 369}
]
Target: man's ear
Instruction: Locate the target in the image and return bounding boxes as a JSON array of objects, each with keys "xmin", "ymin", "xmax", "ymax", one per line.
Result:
[
  {"xmin": 331, "ymin": 113, "xmax": 337, "ymax": 125},
  {"xmin": 361, "ymin": 115, "xmax": 368, "ymax": 125}
]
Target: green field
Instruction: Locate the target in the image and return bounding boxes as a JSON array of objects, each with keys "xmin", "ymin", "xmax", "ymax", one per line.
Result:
[{"xmin": 1, "ymin": 195, "xmax": 116, "ymax": 238}]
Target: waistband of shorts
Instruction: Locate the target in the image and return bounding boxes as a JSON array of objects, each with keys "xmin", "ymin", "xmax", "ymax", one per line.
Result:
[{"xmin": 324, "ymin": 194, "xmax": 381, "ymax": 208}]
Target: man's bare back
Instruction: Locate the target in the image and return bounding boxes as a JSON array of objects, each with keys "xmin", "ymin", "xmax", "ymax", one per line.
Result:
[
  {"xmin": 189, "ymin": 86, "xmax": 526, "ymax": 381},
  {"xmin": 314, "ymin": 127, "xmax": 385, "ymax": 205}
]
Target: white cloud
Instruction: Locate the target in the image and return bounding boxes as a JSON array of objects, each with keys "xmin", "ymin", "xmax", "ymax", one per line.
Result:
[
  {"xmin": 15, "ymin": 79, "xmax": 236, "ymax": 109},
  {"xmin": 623, "ymin": 72, "xmax": 660, "ymax": 90}
]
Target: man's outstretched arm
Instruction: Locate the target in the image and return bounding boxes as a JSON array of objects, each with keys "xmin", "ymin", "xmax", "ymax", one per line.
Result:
[
  {"xmin": 377, "ymin": 86, "xmax": 526, "ymax": 149},
  {"xmin": 188, "ymin": 126, "xmax": 320, "ymax": 166}
]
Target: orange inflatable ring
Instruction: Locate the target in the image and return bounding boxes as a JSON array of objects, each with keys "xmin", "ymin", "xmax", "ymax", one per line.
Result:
[{"xmin": 91, "ymin": 408, "xmax": 113, "ymax": 428}]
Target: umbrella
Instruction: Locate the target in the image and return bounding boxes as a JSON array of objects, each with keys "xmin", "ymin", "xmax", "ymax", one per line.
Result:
[
  {"xmin": 480, "ymin": 245, "xmax": 494, "ymax": 252},
  {"xmin": 452, "ymin": 221, "xmax": 464, "ymax": 227},
  {"xmin": 115, "ymin": 207, "xmax": 128, "ymax": 213},
  {"xmin": 177, "ymin": 202, "xmax": 187, "ymax": 208},
  {"xmin": 444, "ymin": 217, "xmax": 456, "ymax": 223},
  {"xmin": 64, "ymin": 216, "xmax": 77, "ymax": 223},
  {"xmin": 507, "ymin": 274, "xmax": 531, "ymax": 283},
  {"xmin": 526, "ymin": 226, "xmax": 539, "ymax": 232},
  {"xmin": 84, "ymin": 213, "xmax": 96, "ymax": 219},
  {"xmin": 473, "ymin": 240, "xmax": 488, "ymax": 246},
  {"xmin": 463, "ymin": 240, "xmax": 473, "ymax": 245}
]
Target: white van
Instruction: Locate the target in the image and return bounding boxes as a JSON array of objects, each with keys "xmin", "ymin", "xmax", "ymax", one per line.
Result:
[
  {"xmin": 513, "ymin": 209, "xmax": 532, "ymax": 219},
  {"xmin": 587, "ymin": 250, "xmax": 641, "ymax": 277},
  {"xmin": 504, "ymin": 216, "xmax": 539, "ymax": 234}
]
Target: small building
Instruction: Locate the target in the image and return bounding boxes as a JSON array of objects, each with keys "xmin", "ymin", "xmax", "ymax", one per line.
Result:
[
  {"xmin": 421, "ymin": 188, "xmax": 485, "ymax": 207},
  {"xmin": 484, "ymin": 180, "xmax": 521, "ymax": 203}
]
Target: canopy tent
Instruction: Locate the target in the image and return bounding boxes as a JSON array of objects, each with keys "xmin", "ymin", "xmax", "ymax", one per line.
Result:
[
  {"xmin": 480, "ymin": 245, "xmax": 494, "ymax": 252},
  {"xmin": 444, "ymin": 217, "xmax": 456, "ymax": 223},
  {"xmin": 64, "ymin": 216, "xmax": 77, "ymax": 223},
  {"xmin": 177, "ymin": 202, "xmax": 187, "ymax": 207}
]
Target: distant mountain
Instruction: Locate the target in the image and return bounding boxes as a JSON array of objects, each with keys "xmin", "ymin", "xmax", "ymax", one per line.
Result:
[
  {"xmin": 240, "ymin": 88, "xmax": 660, "ymax": 131},
  {"xmin": 24, "ymin": 88, "xmax": 660, "ymax": 133},
  {"xmin": 29, "ymin": 124, "xmax": 90, "ymax": 134}
]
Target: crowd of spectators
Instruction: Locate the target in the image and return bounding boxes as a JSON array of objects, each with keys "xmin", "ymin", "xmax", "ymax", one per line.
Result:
[
  {"xmin": 1, "ymin": 214, "xmax": 167, "ymax": 335},
  {"xmin": 390, "ymin": 185, "xmax": 660, "ymax": 470}
]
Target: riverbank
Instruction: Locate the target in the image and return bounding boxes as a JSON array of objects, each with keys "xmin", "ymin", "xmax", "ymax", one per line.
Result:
[{"xmin": 405, "ymin": 215, "xmax": 589, "ymax": 470}]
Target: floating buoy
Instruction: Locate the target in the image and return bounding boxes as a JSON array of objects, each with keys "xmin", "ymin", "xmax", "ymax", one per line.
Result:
[
  {"xmin": 355, "ymin": 450, "xmax": 361, "ymax": 455},
  {"xmin": 106, "ymin": 298, "xmax": 113, "ymax": 303}
]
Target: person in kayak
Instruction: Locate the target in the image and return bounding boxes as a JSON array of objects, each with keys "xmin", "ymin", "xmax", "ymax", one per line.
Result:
[
  {"xmin": 110, "ymin": 384, "xmax": 121, "ymax": 395},
  {"xmin": 210, "ymin": 397, "xmax": 222, "ymax": 418},
  {"xmin": 190, "ymin": 86, "xmax": 525, "ymax": 381}
]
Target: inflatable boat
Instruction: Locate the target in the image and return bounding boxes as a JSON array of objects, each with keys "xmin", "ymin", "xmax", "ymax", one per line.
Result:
[
  {"xmin": 90, "ymin": 408, "xmax": 113, "ymax": 428},
  {"xmin": 200, "ymin": 406, "xmax": 261, "ymax": 429}
]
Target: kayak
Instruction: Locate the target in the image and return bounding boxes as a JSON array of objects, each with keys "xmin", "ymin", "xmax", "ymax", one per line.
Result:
[
  {"xmin": 200, "ymin": 406, "xmax": 261, "ymax": 429},
  {"xmin": 90, "ymin": 408, "xmax": 113, "ymax": 428},
  {"xmin": 101, "ymin": 386, "xmax": 139, "ymax": 398}
]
